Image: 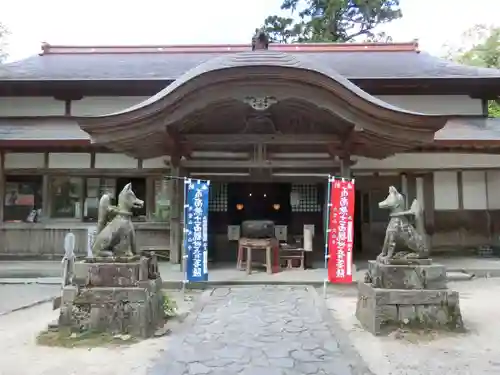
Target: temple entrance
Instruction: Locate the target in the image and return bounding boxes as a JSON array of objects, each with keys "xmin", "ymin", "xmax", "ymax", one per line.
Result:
[
  {"xmin": 204, "ymin": 180, "xmax": 364, "ymax": 266},
  {"xmin": 228, "ymin": 183, "xmax": 291, "ymax": 225}
]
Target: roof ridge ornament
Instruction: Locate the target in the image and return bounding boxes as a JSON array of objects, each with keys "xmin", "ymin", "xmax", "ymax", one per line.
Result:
[
  {"xmin": 252, "ymin": 30, "xmax": 270, "ymax": 51},
  {"xmin": 244, "ymin": 96, "xmax": 277, "ymax": 111}
]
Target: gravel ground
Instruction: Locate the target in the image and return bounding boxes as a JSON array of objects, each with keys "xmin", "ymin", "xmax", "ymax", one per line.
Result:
[
  {"xmin": 0, "ymin": 284, "xmax": 60, "ymax": 315},
  {"xmin": 327, "ymin": 278, "xmax": 500, "ymax": 375},
  {"xmin": 0, "ymin": 290, "xmax": 200, "ymax": 375},
  {"xmin": 2, "ymin": 280, "xmax": 500, "ymax": 375}
]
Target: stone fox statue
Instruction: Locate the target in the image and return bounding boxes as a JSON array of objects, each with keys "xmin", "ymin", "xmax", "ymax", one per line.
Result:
[
  {"xmin": 91, "ymin": 183, "xmax": 144, "ymax": 257},
  {"xmin": 376, "ymin": 186, "xmax": 429, "ymax": 263}
]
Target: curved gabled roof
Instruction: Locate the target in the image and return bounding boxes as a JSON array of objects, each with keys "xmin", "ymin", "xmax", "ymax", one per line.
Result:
[
  {"xmin": 75, "ymin": 50, "xmax": 449, "ymax": 159},
  {"xmin": 99, "ymin": 50, "xmax": 431, "ymax": 117}
]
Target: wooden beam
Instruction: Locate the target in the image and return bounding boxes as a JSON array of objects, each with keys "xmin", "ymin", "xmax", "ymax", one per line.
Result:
[
  {"xmin": 182, "ymin": 134, "xmax": 339, "ymax": 145},
  {"xmin": 0, "ymin": 140, "xmax": 91, "ymax": 147},
  {"xmin": 167, "ymin": 127, "xmax": 192, "ymax": 158},
  {"xmin": 180, "ymin": 159, "xmax": 341, "ymax": 169}
]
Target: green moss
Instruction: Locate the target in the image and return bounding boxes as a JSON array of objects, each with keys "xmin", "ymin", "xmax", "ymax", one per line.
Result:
[
  {"xmin": 36, "ymin": 328, "xmax": 139, "ymax": 348},
  {"xmin": 442, "ymin": 302, "xmax": 466, "ymax": 332},
  {"xmin": 162, "ymin": 291, "xmax": 178, "ymax": 318}
]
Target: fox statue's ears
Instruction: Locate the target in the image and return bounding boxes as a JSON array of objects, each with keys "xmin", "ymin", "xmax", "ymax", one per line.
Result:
[{"xmin": 124, "ymin": 183, "xmax": 132, "ymax": 191}]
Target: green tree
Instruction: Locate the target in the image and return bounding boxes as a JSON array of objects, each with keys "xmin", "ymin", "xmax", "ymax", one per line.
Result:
[
  {"xmin": 0, "ymin": 22, "xmax": 9, "ymax": 62},
  {"xmin": 445, "ymin": 25, "xmax": 500, "ymax": 117},
  {"xmin": 257, "ymin": 0, "xmax": 402, "ymax": 44}
]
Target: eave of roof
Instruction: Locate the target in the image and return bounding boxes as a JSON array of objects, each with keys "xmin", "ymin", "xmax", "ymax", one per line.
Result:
[
  {"xmin": 0, "ymin": 117, "xmax": 90, "ymax": 147},
  {"xmin": 0, "ymin": 117, "xmax": 499, "ymax": 150}
]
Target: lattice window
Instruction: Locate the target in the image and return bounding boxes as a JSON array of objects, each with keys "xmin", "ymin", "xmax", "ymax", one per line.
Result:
[
  {"xmin": 291, "ymin": 184, "xmax": 321, "ymax": 212},
  {"xmin": 208, "ymin": 183, "xmax": 228, "ymax": 212}
]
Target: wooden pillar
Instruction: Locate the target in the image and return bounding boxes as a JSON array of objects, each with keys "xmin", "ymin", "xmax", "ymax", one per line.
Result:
[
  {"xmin": 145, "ymin": 177, "xmax": 155, "ymax": 220},
  {"xmin": 422, "ymin": 173, "xmax": 435, "ymax": 235},
  {"xmin": 42, "ymin": 152, "xmax": 50, "ymax": 218},
  {"xmin": 340, "ymin": 156, "xmax": 351, "ymax": 178},
  {"xmin": 169, "ymin": 166, "xmax": 182, "ymax": 265},
  {"xmin": 400, "ymin": 173, "xmax": 409, "ymax": 209},
  {"xmin": 406, "ymin": 173, "xmax": 417, "ymax": 203},
  {"xmin": 0, "ymin": 151, "xmax": 4, "ymax": 223}
]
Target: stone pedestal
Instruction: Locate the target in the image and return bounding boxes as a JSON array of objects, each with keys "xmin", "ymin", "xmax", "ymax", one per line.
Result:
[
  {"xmin": 58, "ymin": 255, "xmax": 164, "ymax": 338},
  {"xmin": 356, "ymin": 259, "xmax": 464, "ymax": 335},
  {"xmin": 367, "ymin": 260, "xmax": 447, "ymax": 290}
]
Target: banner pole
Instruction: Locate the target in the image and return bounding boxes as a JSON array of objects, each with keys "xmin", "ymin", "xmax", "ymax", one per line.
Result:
[
  {"xmin": 181, "ymin": 177, "xmax": 188, "ymax": 297},
  {"xmin": 323, "ymin": 174, "xmax": 333, "ymax": 299}
]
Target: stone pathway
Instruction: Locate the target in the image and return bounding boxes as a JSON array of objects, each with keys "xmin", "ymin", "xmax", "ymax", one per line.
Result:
[{"xmin": 148, "ymin": 285, "xmax": 371, "ymax": 375}]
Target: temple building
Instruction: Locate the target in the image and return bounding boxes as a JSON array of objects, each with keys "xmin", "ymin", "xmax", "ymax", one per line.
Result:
[{"xmin": 0, "ymin": 36, "xmax": 500, "ymax": 264}]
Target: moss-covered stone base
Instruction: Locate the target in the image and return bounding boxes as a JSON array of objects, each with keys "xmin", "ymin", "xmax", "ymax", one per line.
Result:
[{"xmin": 356, "ymin": 282, "xmax": 464, "ymax": 335}]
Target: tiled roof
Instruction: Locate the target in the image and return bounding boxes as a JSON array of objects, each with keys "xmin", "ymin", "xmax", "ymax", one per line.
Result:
[
  {"xmin": 0, "ymin": 118, "xmax": 90, "ymax": 145},
  {"xmin": 436, "ymin": 118, "xmax": 500, "ymax": 141},
  {"xmin": 1, "ymin": 42, "xmax": 499, "ymax": 81}
]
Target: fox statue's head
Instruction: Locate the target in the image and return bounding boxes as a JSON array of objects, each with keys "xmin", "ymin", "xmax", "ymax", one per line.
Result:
[
  {"xmin": 117, "ymin": 183, "xmax": 144, "ymax": 212},
  {"xmin": 378, "ymin": 186, "xmax": 405, "ymax": 213}
]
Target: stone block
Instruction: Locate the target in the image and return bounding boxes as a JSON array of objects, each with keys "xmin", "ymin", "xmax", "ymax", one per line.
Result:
[
  {"xmin": 86, "ymin": 256, "xmax": 141, "ymax": 263},
  {"xmin": 379, "ymin": 305, "xmax": 398, "ymax": 322},
  {"xmin": 74, "ymin": 261, "xmax": 91, "ymax": 286},
  {"xmin": 368, "ymin": 260, "xmax": 447, "ymax": 290},
  {"xmin": 398, "ymin": 305, "xmax": 414, "ymax": 322},
  {"xmin": 87, "ymin": 262, "xmax": 141, "ymax": 287},
  {"xmin": 74, "ymin": 287, "xmax": 149, "ymax": 304},
  {"xmin": 61, "ymin": 285, "xmax": 78, "ymax": 304},
  {"xmin": 356, "ymin": 282, "xmax": 464, "ymax": 335},
  {"xmin": 385, "ymin": 258, "xmax": 433, "ymax": 266},
  {"xmin": 58, "ymin": 277, "xmax": 165, "ymax": 338}
]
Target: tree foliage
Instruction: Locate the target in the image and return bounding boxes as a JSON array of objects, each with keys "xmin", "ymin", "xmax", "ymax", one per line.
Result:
[
  {"xmin": 445, "ymin": 25, "xmax": 500, "ymax": 117},
  {"xmin": 257, "ymin": 0, "xmax": 402, "ymax": 44},
  {"xmin": 0, "ymin": 22, "xmax": 9, "ymax": 62}
]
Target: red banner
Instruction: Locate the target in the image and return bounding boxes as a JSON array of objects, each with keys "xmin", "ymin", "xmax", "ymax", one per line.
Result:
[{"xmin": 327, "ymin": 178, "xmax": 355, "ymax": 283}]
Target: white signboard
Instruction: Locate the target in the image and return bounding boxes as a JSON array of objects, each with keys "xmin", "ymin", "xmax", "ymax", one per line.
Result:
[
  {"xmin": 303, "ymin": 224, "xmax": 314, "ymax": 252},
  {"xmin": 304, "ymin": 224, "xmax": 315, "ymax": 237},
  {"xmin": 275, "ymin": 225, "xmax": 288, "ymax": 242},
  {"xmin": 227, "ymin": 225, "xmax": 241, "ymax": 241}
]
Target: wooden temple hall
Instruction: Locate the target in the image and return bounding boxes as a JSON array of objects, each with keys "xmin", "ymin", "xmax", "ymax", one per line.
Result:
[{"xmin": 0, "ymin": 32, "xmax": 500, "ymax": 265}]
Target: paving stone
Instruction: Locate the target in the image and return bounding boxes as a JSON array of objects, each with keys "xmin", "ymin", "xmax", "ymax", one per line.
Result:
[
  {"xmin": 187, "ymin": 363, "xmax": 211, "ymax": 375},
  {"xmin": 296, "ymin": 362, "xmax": 322, "ymax": 375},
  {"xmin": 147, "ymin": 285, "xmax": 367, "ymax": 375},
  {"xmin": 269, "ymin": 357, "xmax": 295, "ymax": 368}
]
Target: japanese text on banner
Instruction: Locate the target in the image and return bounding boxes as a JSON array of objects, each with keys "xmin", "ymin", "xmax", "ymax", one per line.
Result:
[
  {"xmin": 184, "ymin": 179, "xmax": 209, "ymax": 282},
  {"xmin": 327, "ymin": 178, "xmax": 355, "ymax": 284}
]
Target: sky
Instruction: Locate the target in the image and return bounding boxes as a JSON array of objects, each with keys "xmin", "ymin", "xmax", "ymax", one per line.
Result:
[{"xmin": 2, "ymin": 0, "xmax": 500, "ymax": 62}]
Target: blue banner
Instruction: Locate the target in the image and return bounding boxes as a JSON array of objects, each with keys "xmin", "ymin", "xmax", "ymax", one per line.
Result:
[{"xmin": 184, "ymin": 179, "xmax": 209, "ymax": 282}]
